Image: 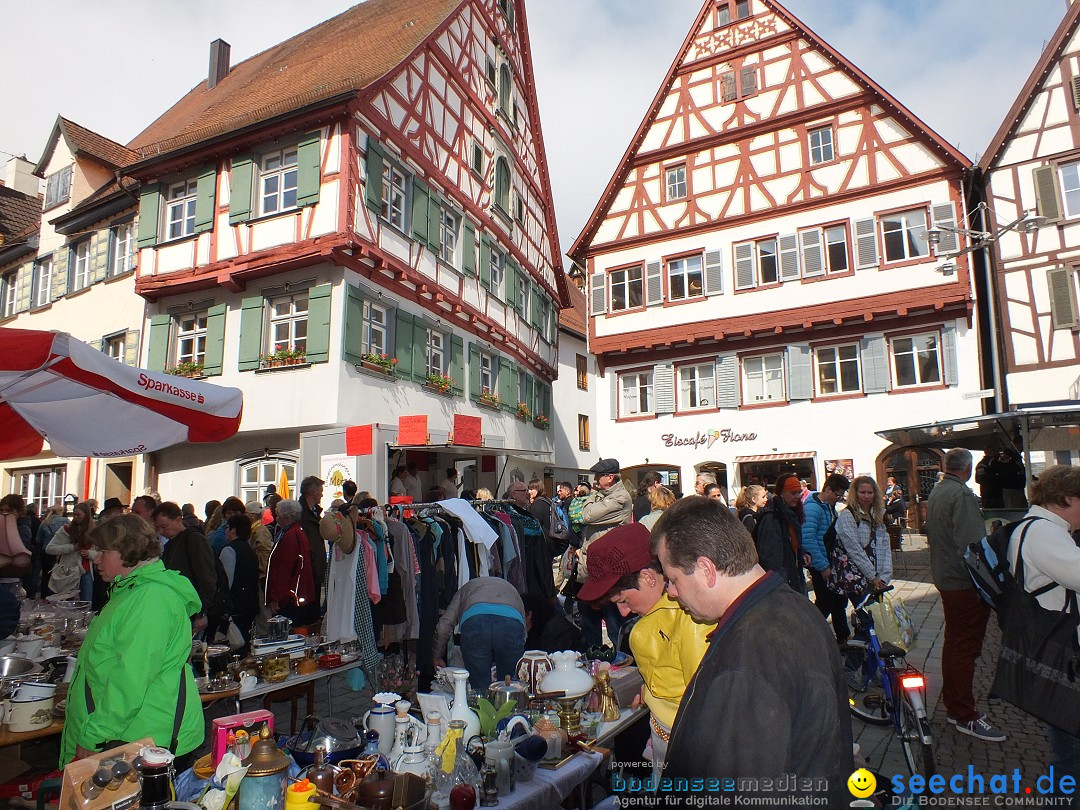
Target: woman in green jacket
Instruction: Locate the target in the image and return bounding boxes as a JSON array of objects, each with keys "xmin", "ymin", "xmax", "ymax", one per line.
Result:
[{"xmin": 60, "ymin": 514, "xmax": 203, "ymax": 767}]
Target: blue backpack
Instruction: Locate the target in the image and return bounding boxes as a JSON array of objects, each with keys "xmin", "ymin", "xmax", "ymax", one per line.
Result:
[{"xmin": 963, "ymin": 516, "xmax": 1045, "ymax": 627}]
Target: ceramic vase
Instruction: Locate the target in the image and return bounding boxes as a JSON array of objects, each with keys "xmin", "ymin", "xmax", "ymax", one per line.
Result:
[
  {"xmin": 514, "ymin": 650, "xmax": 553, "ymax": 695},
  {"xmin": 449, "ymin": 668, "xmax": 481, "ymax": 742}
]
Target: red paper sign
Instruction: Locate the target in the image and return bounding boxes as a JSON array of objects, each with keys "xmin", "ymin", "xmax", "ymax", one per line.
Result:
[
  {"xmin": 397, "ymin": 415, "xmax": 428, "ymax": 446},
  {"xmin": 453, "ymin": 415, "xmax": 482, "ymax": 447},
  {"xmin": 345, "ymin": 425, "xmax": 373, "ymax": 456}
]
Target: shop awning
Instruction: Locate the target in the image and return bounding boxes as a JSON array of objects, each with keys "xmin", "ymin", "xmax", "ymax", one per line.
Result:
[
  {"xmin": 387, "ymin": 443, "xmax": 554, "ymax": 459},
  {"xmin": 875, "ymin": 401, "xmax": 1080, "ymax": 452},
  {"xmin": 735, "ymin": 452, "xmax": 816, "ymax": 463}
]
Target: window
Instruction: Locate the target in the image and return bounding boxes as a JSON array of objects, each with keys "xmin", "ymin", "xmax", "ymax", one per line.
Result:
[
  {"xmin": 439, "ymin": 205, "xmax": 459, "ymax": 265},
  {"xmin": 12, "ymin": 466, "xmax": 66, "ymax": 517},
  {"xmin": 361, "ymin": 301, "xmax": 388, "ymax": 356},
  {"xmin": 576, "ymin": 354, "xmax": 588, "ymax": 390},
  {"xmin": 721, "ymin": 65, "xmax": 758, "ymax": 102},
  {"xmin": 716, "ymin": 0, "xmax": 750, "ymax": 25},
  {"xmin": 517, "ymin": 370, "xmax": 528, "ymax": 406},
  {"xmin": 486, "ymin": 58, "xmax": 497, "ymax": 87},
  {"xmin": 111, "ymin": 223, "xmax": 135, "ymax": 276},
  {"xmin": 515, "ymin": 195, "xmax": 525, "ymax": 225},
  {"xmin": 268, "ymin": 292, "xmax": 308, "ymax": 355},
  {"xmin": 881, "ymin": 208, "xmax": 929, "ymax": 263},
  {"xmin": 743, "ymin": 353, "xmax": 785, "ymax": 403},
  {"xmin": 1, "ymin": 272, "xmax": 15, "ymax": 319},
  {"xmin": 176, "ymin": 313, "xmax": 208, "ymax": 366},
  {"xmin": 578, "ymin": 414, "xmax": 590, "ymax": 451},
  {"xmin": 259, "ymin": 147, "xmax": 299, "ymax": 215},
  {"xmin": 70, "ymin": 240, "xmax": 91, "ymax": 291},
  {"xmin": 240, "ymin": 457, "xmax": 295, "ymax": 506},
  {"xmin": 471, "ymin": 142, "xmax": 484, "ymax": 175},
  {"xmin": 381, "ymin": 163, "xmax": 407, "ymax": 230},
  {"xmin": 891, "ymin": 332, "xmax": 941, "ymax": 388},
  {"xmin": 166, "ymin": 179, "xmax": 198, "ymax": 240},
  {"xmin": 516, "ymin": 274, "xmax": 529, "ymax": 317},
  {"xmin": 32, "ymin": 257, "xmax": 52, "ymax": 308},
  {"xmin": 479, "ymin": 353, "xmax": 495, "ymax": 394},
  {"xmin": 495, "ymin": 157, "xmax": 511, "ymax": 214},
  {"xmin": 1060, "ymin": 162, "xmax": 1080, "ymax": 218},
  {"xmin": 678, "ymin": 362, "xmax": 715, "ymax": 411},
  {"xmin": 499, "ymin": 64, "xmax": 513, "ymax": 118},
  {"xmin": 666, "ymin": 164, "xmax": 687, "ymax": 201},
  {"xmin": 44, "ymin": 166, "xmax": 72, "ymax": 209},
  {"xmin": 610, "ymin": 265, "xmax": 644, "ymax": 312},
  {"xmin": 824, "ymin": 224, "xmax": 849, "ymax": 273},
  {"xmin": 815, "ymin": 344, "xmax": 861, "ymax": 396},
  {"xmin": 489, "ymin": 247, "xmax": 505, "ymax": 298},
  {"xmin": 103, "ymin": 332, "xmax": 126, "ymax": 362},
  {"xmin": 809, "ymin": 126, "xmax": 834, "ymax": 164},
  {"xmin": 757, "ymin": 239, "xmax": 778, "ymax": 285},
  {"xmin": 426, "ymin": 329, "xmax": 445, "ymax": 376},
  {"xmin": 620, "ymin": 371, "xmax": 654, "ymax": 417},
  {"xmin": 667, "ymin": 255, "xmax": 704, "ymax": 301}
]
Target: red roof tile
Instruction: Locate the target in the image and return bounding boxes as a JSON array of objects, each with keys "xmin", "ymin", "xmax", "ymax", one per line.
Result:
[
  {"xmin": 128, "ymin": 0, "xmax": 462, "ymax": 158},
  {"xmin": 0, "ymin": 186, "xmax": 42, "ymax": 243},
  {"xmin": 559, "ymin": 281, "xmax": 587, "ymax": 336},
  {"xmin": 59, "ymin": 118, "xmax": 137, "ymax": 169}
]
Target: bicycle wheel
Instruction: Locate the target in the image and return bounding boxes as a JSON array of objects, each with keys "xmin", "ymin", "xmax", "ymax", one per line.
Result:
[
  {"xmin": 899, "ymin": 689, "xmax": 935, "ymax": 777},
  {"xmin": 843, "ymin": 646, "xmax": 891, "ymax": 726}
]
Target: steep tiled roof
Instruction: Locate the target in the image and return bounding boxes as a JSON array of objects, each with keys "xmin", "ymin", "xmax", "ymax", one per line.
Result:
[
  {"xmin": 559, "ymin": 281, "xmax": 587, "ymax": 336},
  {"xmin": 60, "ymin": 118, "xmax": 138, "ymax": 169},
  {"xmin": 128, "ymin": 0, "xmax": 462, "ymax": 158},
  {"xmin": 0, "ymin": 186, "xmax": 42, "ymax": 244}
]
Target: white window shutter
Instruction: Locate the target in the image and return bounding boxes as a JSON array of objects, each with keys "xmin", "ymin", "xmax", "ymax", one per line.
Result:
[
  {"xmin": 855, "ymin": 218, "xmax": 878, "ymax": 269},
  {"xmin": 654, "ymin": 363, "xmax": 676, "ymax": 414},
  {"xmin": 646, "ymin": 260, "xmax": 663, "ymax": 306},
  {"xmin": 1048, "ymin": 267, "xmax": 1080, "ymax": 330},
  {"xmin": 698, "ymin": 363, "xmax": 716, "ymax": 407},
  {"xmin": 734, "ymin": 242, "xmax": 755, "ymax": 289},
  {"xmin": 716, "ymin": 354, "xmax": 739, "ymax": 409},
  {"xmin": 931, "ymin": 203, "xmax": 959, "ymax": 255},
  {"xmin": 786, "ymin": 344, "xmax": 812, "ymax": 401},
  {"xmin": 779, "ymin": 233, "xmax": 800, "ymax": 281},
  {"xmin": 800, "ymin": 229, "xmax": 824, "ymax": 277},
  {"xmin": 1033, "ymin": 166, "xmax": 1063, "ymax": 224},
  {"xmin": 860, "ymin": 334, "xmax": 891, "ymax": 394},
  {"xmin": 609, "ymin": 372, "xmax": 618, "ymax": 419},
  {"xmin": 941, "ymin": 323, "xmax": 959, "ymax": 386},
  {"xmin": 704, "ymin": 250, "xmax": 724, "ymax": 296},
  {"xmin": 590, "ymin": 272, "xmax": 607, "ymax": 315}
]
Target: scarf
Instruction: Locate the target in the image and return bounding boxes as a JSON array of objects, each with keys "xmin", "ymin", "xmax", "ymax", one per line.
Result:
[{"xmin": 777, "ymin": 500, "xmax": 801, "ymax": 555}]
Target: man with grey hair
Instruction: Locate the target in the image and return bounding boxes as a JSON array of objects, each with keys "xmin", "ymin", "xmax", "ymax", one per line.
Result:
[
  {"xmin": 925, "ymin": 447, "xmax": 1005, "ymax": 742},
  {"xmin": 298, "ymin": 476, "xmax": 326, "ymax": 615}
]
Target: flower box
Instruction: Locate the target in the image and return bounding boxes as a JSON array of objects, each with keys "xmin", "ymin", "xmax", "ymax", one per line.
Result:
[
  {"xmin": 260, "ymin": 356, "xmax": 307, "ymax": 369},
  {"xmin": 359, "ymin": 360, "xmax": 396, "ymax": 377},
  {"xmin": 423, "ymin": 383, "xmax": 455, "ymax": 397},
  {"xmin": 534, "ymin": 415, "xmax": 550, "ymax": 430},
  {"xmin": 476, "ymin": 396, "xmax": 501, "ymax": 411}
]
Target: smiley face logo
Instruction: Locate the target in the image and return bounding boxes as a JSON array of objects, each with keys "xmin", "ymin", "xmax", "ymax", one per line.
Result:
[{"xmin": 847, "ymin": 769, "xmax": 876, "ymax": 798}]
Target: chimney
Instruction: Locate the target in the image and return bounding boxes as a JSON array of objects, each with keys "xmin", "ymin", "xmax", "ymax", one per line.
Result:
[
  {"xmin": 208, "ymin": 39, "xmax": 231, "ymax": 89},
  {"xmin": 3, "ymin": 156, "xmax": 41, "ymax": 198}
]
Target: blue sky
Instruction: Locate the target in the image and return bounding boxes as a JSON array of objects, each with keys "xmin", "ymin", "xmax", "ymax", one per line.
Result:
[{"xmin": 0, "ymin": 0, "xmax": 1066, "ymax": 258}]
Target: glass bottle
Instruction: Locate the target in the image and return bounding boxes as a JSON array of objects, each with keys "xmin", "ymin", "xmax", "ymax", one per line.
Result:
[{"xmin": 446, "ymin": 719, "xmax": 480, "ymax": 792}]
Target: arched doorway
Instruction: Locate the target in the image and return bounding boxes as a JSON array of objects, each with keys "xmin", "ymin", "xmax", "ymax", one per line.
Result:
[
  {"xmin": 696, "ymin": 462, "xmax": 729, "ymax": 496},
  {"xmin": 878, "ymin": 446, "xmax": 944, "ymax": 532}
]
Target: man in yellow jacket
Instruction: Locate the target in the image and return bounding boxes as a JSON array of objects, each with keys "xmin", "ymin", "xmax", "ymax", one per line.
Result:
[{"xmin": 577, "ymin": 522, "xmax": 714, "ymax": 775}]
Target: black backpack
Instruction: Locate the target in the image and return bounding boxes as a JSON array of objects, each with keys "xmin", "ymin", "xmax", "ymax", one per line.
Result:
[
  {"xmin": 544, "ymin": 497, "xmax": 571, "ymax": 544},
  {"xmin": 822, "ymin": 517, "xmax": 839, "ymax": 556},
  {"xmin": 963, "ymin": 516, "xmax": 1044, "ymax": 627}
]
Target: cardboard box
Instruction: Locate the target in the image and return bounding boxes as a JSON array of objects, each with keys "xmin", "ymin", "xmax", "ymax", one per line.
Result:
[
  {"xmin": 211, "ymin": 710, "xmax": 274, "ymax": 766},
  {"xmin": 609, "ymin": 665, "xmax": 644, "ymax": 709}
]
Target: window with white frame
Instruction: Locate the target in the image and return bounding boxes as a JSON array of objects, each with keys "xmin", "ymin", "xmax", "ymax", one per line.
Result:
[
  {"xmin": 757, "ymin": 238, "xmax": 778, "ymax": 285},
  {"xmin": 103, "ymin": 332, "xmax": 126, "ymax": 362},
  {"xmin": 881, "ymin": 208, "xmax": 929, "ymax": 263},
  {"xmin": 517, "ymin": 274, "xmax": 529, "ymax": 317},
  {"xmin": 667, "ymin": 254, "xmax": 704, "ymax": 301},
  {"xmin": 361, "ymin": 300, "xmax": 387, "ymax": 356},
  {"xmin": 259, "ymin": 147, "xmax": 299, "ymax": 215},
  {"xmin": 489, "ymin": 247, "xmax": 505, "ymax": 298},
  {"xmin": 381, "ymin": 162, "xmax": 407, "ymax": 230},
  {"xmin": 111, "ymin": 223, "xmax": 134, "ymax": 276},
  {"xmin": 666, "ymin": 164, "xmax": 687, "ymax": 201},
  {"xmin": 176, "ymin": 312, "xmax": 208, "ymax": 367},
  {"xmin": 808, "ymin": 125, "xmax": 834, "ymax": 164},
  {"xmin": 610, "ymin": 265, "xmax": 644, "ymax": 311},
  {"xmin": 426, "ymin": 329, "xmax": 445, "ymax": 377},
  {"xmin": 71, "ymin": 240, "xmax": 91, "ymax": 291},
  {"xmin": 824, "ymin": 224, "xmax": 849, "ymax": 273},
  {"xmin": 33, "ymin": 257, "xmax": 52, "ymax": 308},
  {"xmin": 678, "ymin": 362, "xmax": 715, "ymax": 411},
  {"xmin": 891, "ymin": 332, "xmax": 941, "ymax": 388},
  {"xmin": 44, "ymin": 166, "xmax": 72, "ymax": 210},
  {"xmin": 1, "ymin": 272, "xmax": 15, "ymax": 319},
  {"xmin": 268, "ymin": 292, "xmax": 308, "ymax": 355},
  {"xmin": 517, "ymin": 369, "xmax": 527, "ymax": 406},
  {"xmin": 620, "ymin": 371, "xmax": 654, "ymax": 417},
  {"xmin": 743, "ymin": 353, "xmax": 785, "ymax": 403},
  {"xmin": 1060, "ymin": 161, "xmax": 1080, "ymax": 218},
  {"xmin": 240, "ymin": 457, "xmax": 295, "ymax": 506},
  {"xmin": 479, "ymin": 352, "xmax": 495, "ymax": 394},
  {"xmin": 439, "ymin": 205, "xmax": 459, "ymax": 265},
  {"xmin": 166, "ymin": 179, "xmax": 198, "ymax": 240},
  {"xmin": 815, "ymin": 344, "xmax": 861, "ymax": 396},
  {"xmin": 12, "ymin": 466, "xmax": 66, "ymax": 517}
]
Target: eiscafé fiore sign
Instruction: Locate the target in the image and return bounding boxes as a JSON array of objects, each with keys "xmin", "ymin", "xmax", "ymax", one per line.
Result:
[{"xmin": 661, "ymin": 428, "xmax": 758, "ymax": 450}]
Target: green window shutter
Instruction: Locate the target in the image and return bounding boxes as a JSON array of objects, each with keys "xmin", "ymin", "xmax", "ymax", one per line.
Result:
[
  {"xmin": 450, "ymin": 334, "xmax": 464, "ymax": 394},
  {"xmin": 137, "ymin": 184, "xmax": 161, "ymax": 248},
  {"xmin": 394, "ymin": 310, "xmax": 415, "ymax": 379},
  {"xmin": 412, "ymin": 177, "xmax": 430, "ymax": 244},
  {"xmin": 479, "ymin": 238, "xmax": 492, "ymax": 289},
  {"xmin": 365, "ymin": 140, "xmax": 385, "ymax": 212},
  {"xmin": 123, "ymin": 330, "xmax": 140, "ymax": 366},
  {"xmin": 505, "ymin": 257, "xmax": 519, "ymax": 309},
  {"xmin": 427, "ymin": 193, "xmax": 442, "ymax": 252},
  {"xmin": 305, "ymin": 283, "xmax": 333, "ymax": 364},
  {"xmin": 462, "ymin": 220, "xmax": 476, "ymax": 277},
  {"xmin": 530, "ymin": 283, "xmax": 542, "ymax": 328},
  {"xmin": 203, "ymin": 304, "xmax": 227, "ymax": 376},
  {"xmin": 147, "ymin": 314, "xmax": 171, "ymax": 371},
  {"xmin": 525, "ymin": 374, "xmax": 536, "ymax": 415},
  {"xmin": 343, "ymin": 285, "xmax": 366, "ymax": 365},
  {"xmin": 229, "ymin": 156, "xmax": 254, "ymax": 225},
  {"xmin": 499, "ymin": 357, "xmax": 515, "ymax": 408},
  {"xmin": 469, "ymin": 343, "xmax": 481, "ymax": 397},
  {"xmin": 412, "ymin": 322, "xmax": 428, "ymax": 379},
  {"xmin": 194, "ymin": 165, "xmax": 217, "ymax": 233},
  {"xmin": 238, "ymin": 296, "xmax": 265, "ymax": 371},
  {"xmin": 297, "ymin": 131, "xmax": 322, "ymax": 208}
]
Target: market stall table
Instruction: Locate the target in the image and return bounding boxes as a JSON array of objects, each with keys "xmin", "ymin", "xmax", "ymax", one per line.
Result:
[{"xmin": 234, "ymin": 658, "xmax": 366, "ymax": 715}]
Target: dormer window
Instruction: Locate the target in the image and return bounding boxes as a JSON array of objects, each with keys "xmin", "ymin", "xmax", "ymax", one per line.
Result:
[{"xmin": 44, "ymin": 166, "xmax": 72, "ymax": 210}]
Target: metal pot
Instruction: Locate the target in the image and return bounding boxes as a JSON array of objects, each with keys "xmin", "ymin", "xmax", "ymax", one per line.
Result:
[
  {"xmin": 287, "ymin": 716, "xmax": 365, "ymax": 767},
  {"xmin": 488, "ymin": 676, "xmax": 528, "ymax": 713},
  {"xmin": 0, "ymin": 655, "xmax": 43, "ymax": 695}
]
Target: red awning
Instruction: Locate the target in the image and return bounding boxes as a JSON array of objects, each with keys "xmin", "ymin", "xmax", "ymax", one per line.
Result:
[{"xmin": 735, "ymin": 452, "xmax": 816, "ymax": 463}]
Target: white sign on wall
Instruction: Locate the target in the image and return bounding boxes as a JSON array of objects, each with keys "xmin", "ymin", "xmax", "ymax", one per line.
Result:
[{"xmin": 321, "ymin": 454, "xmax": 357, "ymax": 501}]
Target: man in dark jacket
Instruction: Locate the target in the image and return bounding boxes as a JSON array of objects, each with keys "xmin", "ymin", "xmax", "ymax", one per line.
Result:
[
  {"xmin": 801, "ymin": 473, "xmax": 849, "ymax": 641},
  {"xmin": 152, "ymin": 501, "xmax": 218, "ymax": 632},
  {"xmin": 753, "ymin": 472, "xmax": 806, "ymax": 594},
  {"xmin": 298, "ymin": 476, "xmax": 326, "ymax": 614},
  {"xmin": 650, "ymin": 497, "xmax": 852, "ymax": 807}
]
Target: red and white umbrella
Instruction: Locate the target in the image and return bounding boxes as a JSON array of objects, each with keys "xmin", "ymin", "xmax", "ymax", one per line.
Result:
[{"xmin": 0, "ymin": 327, "xmax": 243, "ymax": 460}]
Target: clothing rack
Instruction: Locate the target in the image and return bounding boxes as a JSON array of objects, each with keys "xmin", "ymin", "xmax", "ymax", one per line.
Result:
[{"xmin": 384, "ymin": 499, "xmax": 518, "ymax": 517}]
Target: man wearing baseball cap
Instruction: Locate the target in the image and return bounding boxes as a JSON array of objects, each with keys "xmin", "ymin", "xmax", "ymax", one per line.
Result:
[
  {"xmin": 577, "ymin": 458, "xmax": 633, "ymax": 647},
  {"xmin": 578, "ymin": 522, "xmax": 714, "ymax": 776}
]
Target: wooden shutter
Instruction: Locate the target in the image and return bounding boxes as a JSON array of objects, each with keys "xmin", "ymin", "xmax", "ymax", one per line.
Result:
[
  {"xmin": 854, "ymin": 218, "xmax": 878, "ymax": 269},
  {"xmin": 941, "ymin": 322, "xmax": 959, "ymax": 386},
  {"xmin": 469, "ymin": 343, "xmax": 482, "ymax": 396},
  {"xmin": 645, "ymin": 260, "xmax": 663, "ymax": 306},
  {"xmin": 1072, "ymin": 76, "xmax": 1080, "ymax": 111},
  {"xmin": 704, "ymin": 249, "xmax": 723, "ymax": 296},
  {"xmin": 122, "ymin": 329, "xmax": 140, "ymax": 366},
  {"xmin": 412, "ymin": 321, "xmax": 428, "ymax": 379},
  {"xmin": 147, "ymin": 314, "xmax": 171, "ymax": 372},
  {"xmin": 90, "ymin": 234, "xmax": 108, "ymax": 285},
  {"xmin": 364, "ymin": 141, "xmax": 384, "ymax": 212},
  {"xmin": 610, "ymin": 373, "xmax": 621, "ymax": 419},
  {"xmin": 137, "ymin": 184, "xmax": 161, "ymax": 248},
  {"xmin": 479, "ymin": 237, "xmax": 492, "ymax": 290},
  {"xmin": 499, "ymin": 357, "xmax": 515, "ymax": 408},
  {"xmin": 342, "ymin": 285, "xmax": 365, "ymax": 365},
  {"xmin": 203, "ymin": 304, "xmax": 227, "ymax": 376},
  {"xmin": 450, "ymin": 334, "xmax": 464, "ymax": 394},
  {"xmin": 1048, "ymin": 267, "xmax": 1080, "ymax": 329},
  {"xmin": 193, "ymin": 165, "xmax": 217, "ymax": 233},
  {"xmin": 1034, "ymin": 165, "xmax": 1063, "ymax": 223},
  {"xmin": 786, "ymin": 343, "xmax": 812, "ymax": 401},
  {"xmin": 305, "ymin": 284, "xmax": 332, "ymax": 364},
  {"xmin": 590, "ymin": 272, "xmax": 606, "ymax": 315},
  {"xmin": 296, "ymin": 131, "xmax": 322, "ymax": 208},
  {"xmin": 721, "ymin": 73, "xmax": 736, "ymax": 102},
  {"xmin": 237, "ymin": 296, "xmax": 265, "ymax": 371},
  {"xmin": 412, "ymin": 177, "xmax": 431, "ymax": 244},
  {"xmin": 228, "ymin": 156, "xmax": 253, "ymax": 225},
  {"xmin": 716, "ymin": 354, "xmax": 738, "ymax": 409},
  {"xmin": 734, "ymin": 242, "xmax": 755, "ymax": 289},
  {"xmin": 51, "ymin": 251, "xmax": 67, "ymax": 301},
  {"xmin": 461, "ymin": 219, "xmax": 476, "ymax": 277},
  {"xmin": 530, "ymin": 283, "xmax": 543, "ymax": 328},
  {"xmin": 860, "ymin": 334, "xmax": 890, "ymax": 394},
  {"xmin": 395, "ymin": 310, "xmax": 415, "ymax": 379},
  {"xmin": 740, "ymin": 66, "xmax": 756, "ymax": 96},
  {"xmin": 779, "ymin": 233, "xmax": 800, "ymax": 281},
  {"xmin": 426, "ymin": 192, "xmax": 442, "ymax": 252},
  {"xmin": 800, "ymin": 229, "xmax": 824, "ymax": 277},
  {"xmin": 505, "ymin": 257, "xmax": 519, "ymax": 308},
  {"xmin": 931, "ymin": 202, "xmax": 959, "ymax": 254},
  {"xmin": 654, "ymin": 363, "xmax": 675, "ymax": 414}
]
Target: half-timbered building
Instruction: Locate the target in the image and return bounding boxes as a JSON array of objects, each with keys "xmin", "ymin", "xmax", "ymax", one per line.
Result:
[{"xmin": 571, "ymin": 0, "xmax": 984, "ymax": 512}]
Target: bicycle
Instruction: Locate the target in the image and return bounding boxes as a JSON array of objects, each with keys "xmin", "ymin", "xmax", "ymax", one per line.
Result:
[{"xmin": 841, "ymin": 585, "xmax": 935, "ymax": 778}]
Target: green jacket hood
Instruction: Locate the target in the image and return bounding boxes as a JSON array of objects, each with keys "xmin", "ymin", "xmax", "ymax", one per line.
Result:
[{"xmin": 112, "ymin": 559, "xmax": 201, "ymax": 616}]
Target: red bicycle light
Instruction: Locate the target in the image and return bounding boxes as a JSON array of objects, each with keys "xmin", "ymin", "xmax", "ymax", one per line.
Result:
[{"xmin": 901, "ymin": 675, "xmax": 925, "ymax": 690}]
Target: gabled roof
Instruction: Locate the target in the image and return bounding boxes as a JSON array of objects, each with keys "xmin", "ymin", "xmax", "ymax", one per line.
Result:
[
  {"xmin": 51, "ymin": 176, "xmax": 139, "ymax": 236},
  {"xmin": 558, "ymin": 282, "xmax": 587, "ymax": 336},
  {"xmin": 570, "ymin": 0, "xmax": 972, "ymax": 261},
  {"xmin": 128, "ymin": 0, "xmax": 461, "ymax": 159},
  {"xmin": 980, "ymin": 3, "xmax": 1080, "ymax": 171},
  {"xmin": 0, "ymin": 186, "xmax": 42, "ymax": 245},
  {"xmin": 35, "ymin": 117, "xmax": 137, "ymax": 177}
]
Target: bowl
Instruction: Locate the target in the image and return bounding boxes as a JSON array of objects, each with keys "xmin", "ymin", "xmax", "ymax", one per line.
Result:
[
  {"xmin": 0, "ymin": 655, "xmax": 41, "ymax": 679},
  {"xmin": 318, "ymin": 654, "xmax": 342, "ymax": 669}
]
